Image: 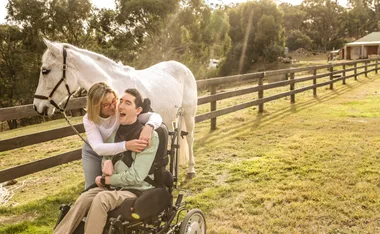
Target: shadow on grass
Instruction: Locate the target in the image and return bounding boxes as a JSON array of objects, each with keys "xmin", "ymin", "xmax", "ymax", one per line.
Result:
[
  {"xmin": 196, "ymin": 75, "xmax": 379, "ymax": 148},
  {"xmin": 0, "ymin": 182, "xmax": 83, "ymax": 234},
  {"xmin": 252, "ymin": 76, "xmax": 376, "ymax": 128}
]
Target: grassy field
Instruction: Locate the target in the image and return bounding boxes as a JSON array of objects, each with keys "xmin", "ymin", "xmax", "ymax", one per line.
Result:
[{"xmin": 2, "ymin": 69, "xmax": 380, "ymax": 233}]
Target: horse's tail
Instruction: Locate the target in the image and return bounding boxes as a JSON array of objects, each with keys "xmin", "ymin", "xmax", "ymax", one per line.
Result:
[
  {"xmin": 179, "ymin": 65, "xmax": 197, "ymax": 176},
  {"xmin": 178, "ymin": 115, "xmax": 189, "ymax": 166},
  {"xmin": 165, "ymin": 61, "xmax": 196, "ymax": 174},
  {"xmin": 182, "ymin": 64, "xmax": 198, "ymax": 111}
]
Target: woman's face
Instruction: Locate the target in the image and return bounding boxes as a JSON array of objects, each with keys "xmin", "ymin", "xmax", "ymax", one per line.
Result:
[{"xmin": 99, "ymin": 92, "xmax": 117, "ymax": 118}]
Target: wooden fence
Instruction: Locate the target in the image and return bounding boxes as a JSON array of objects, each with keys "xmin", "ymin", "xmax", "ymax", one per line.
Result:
[{"xmin": 1, "ymin": 58, "xmax": 379, "ymax": 183}]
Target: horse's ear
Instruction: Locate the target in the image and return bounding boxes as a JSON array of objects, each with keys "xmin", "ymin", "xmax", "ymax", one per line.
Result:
[
  {"xmin": 43, "ymin": 38, "xmax": 61, "ymax": 56},
  {"xmin": 42, "ymin": 37, "xmax": 50, "ymax": 45}
]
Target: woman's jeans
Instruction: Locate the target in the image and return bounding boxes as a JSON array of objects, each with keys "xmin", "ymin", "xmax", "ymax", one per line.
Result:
[{"xmin": 81, "ymin": 143, "xmax": 102, "ymax": 189}]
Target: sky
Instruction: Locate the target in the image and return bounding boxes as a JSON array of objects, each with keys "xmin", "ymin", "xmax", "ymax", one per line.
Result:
[
  {"xmin": 0, "ymin": 0, "xmax": 6, "ymax": 23},
  {"xmin": 0, "ymin": 0, "xmax": 348, "ymax": 24}
]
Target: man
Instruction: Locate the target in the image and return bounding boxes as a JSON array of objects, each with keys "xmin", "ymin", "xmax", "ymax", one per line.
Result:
[{"xmin": 53, "ymin": 88, "xmax": 159, "ymax": 234}]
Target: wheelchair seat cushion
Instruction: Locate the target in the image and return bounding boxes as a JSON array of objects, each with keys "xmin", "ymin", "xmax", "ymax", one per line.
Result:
[{"xmin": 108, "ymin": 188, "xmax": 171, "ymax": 222}]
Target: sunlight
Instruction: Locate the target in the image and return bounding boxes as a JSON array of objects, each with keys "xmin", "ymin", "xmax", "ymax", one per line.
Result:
[
  {"xmin": 239, "ymin": 9, "xmax": 254, "ymax": 74},
  {"xmin": 163, "ymin": 11, "xmax": 181, "ymax": 58},
  {"xmin": 91, "ymin": 0, "xmax": 116, "ymax": 9}
]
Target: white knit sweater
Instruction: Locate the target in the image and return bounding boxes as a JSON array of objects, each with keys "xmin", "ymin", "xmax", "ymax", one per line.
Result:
[{"xmin": 83, "ymin": 111, "xmax": 162, "ymax": 156}]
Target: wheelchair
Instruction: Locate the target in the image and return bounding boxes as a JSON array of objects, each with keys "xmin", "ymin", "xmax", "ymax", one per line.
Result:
[{"xmin": 56, "ymin": 108, "xmax": 206, "ymax": 234}]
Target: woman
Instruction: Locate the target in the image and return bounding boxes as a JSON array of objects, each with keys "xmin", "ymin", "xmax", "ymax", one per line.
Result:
[{"xmin": 82, "ymin": 82, "xmax": 162, "ymax": 189}]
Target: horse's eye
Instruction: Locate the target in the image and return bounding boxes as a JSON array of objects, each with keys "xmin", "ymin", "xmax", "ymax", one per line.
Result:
[{"xmin": 41, "ymin": 69, "xmax": 50, "ymax": 75}]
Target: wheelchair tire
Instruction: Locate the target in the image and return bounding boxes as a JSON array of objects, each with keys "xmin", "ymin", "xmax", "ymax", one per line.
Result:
[{"xmin": 179, "ymin": 209, "xmax": 206, "ymax": 234}]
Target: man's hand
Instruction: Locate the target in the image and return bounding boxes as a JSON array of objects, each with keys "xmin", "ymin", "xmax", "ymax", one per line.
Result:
[
  {"xmin": 95, "ymin": 176, "xmax": 102, "ymax": 187},
  {"xmin": 125, "ymin": 139, "xmax": 148, "ymax": 152},
  {"xmin": 102, "ymin": 160, "xmax": 114, "ymax": 176},
  {"xmin": 139, "ymin": 124, "xmax": 154, "ymax": 147}
]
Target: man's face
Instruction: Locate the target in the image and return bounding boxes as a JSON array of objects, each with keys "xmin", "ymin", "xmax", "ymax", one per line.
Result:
[{"xmin": 118, "ymin": 92, "xmax": 142, "ymax": 125}]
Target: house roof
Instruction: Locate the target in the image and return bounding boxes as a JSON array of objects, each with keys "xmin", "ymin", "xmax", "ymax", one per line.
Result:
[
  {"xmin": 354, "ymin": 32, "xmax": 380, "ymax": 43},
  {"xmin": 345, "ymin": 32, "xmax": 380, "ymax": 46},
  {"xmin": 346, "ymin": 41, "xmax": 380, "ymax": 46}
]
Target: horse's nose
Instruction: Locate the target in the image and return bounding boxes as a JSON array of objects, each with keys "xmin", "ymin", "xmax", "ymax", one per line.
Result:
[
  {"xmin": 33, "ymin": 104, "xmax": 49, "ymax": 116},
  {"xmin": 43, "ymin": 106, "xmax": 48, "ymax": 116}
]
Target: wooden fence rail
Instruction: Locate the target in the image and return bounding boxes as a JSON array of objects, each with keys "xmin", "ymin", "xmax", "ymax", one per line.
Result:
[{"xmin": 1, "ymin": 58, "xmax": 380, "ymax": 183}]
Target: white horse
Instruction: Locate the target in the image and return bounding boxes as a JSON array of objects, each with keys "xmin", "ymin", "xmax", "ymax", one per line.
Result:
[{"xmin": 33, "ymin": 38, "xmax": 198, "ymax": 178}]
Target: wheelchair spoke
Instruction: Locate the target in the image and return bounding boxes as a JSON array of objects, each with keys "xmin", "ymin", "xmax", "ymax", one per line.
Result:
[{"xmin": 180, "ymin": 210, "xmax": 206, "ymax": 234}]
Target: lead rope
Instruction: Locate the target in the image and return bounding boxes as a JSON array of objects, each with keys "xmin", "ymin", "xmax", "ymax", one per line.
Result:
[{"xmin": 61, "ymin": 111, "xmax": 93, "ymax": 149}]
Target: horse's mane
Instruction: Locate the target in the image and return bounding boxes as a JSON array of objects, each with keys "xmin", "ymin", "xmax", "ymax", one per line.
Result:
[{"xmin": 61, "ymin": 43, "xmax": 135, "ymax": 73}]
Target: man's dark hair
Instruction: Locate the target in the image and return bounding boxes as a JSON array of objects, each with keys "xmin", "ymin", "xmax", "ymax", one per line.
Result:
[{"xmin": 125, "ymin": 88, "xmax": 143, "ymax": 108}]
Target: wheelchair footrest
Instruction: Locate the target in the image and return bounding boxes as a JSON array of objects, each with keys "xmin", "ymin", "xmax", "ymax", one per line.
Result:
[{"xmin": 175, "ymin": 194, "xmax": 183, "ymax": 207}]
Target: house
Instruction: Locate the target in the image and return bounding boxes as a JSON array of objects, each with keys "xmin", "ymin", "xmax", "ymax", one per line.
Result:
[
  {"xmin": 341, "ymin": 32, "xmax": 380, "ymax": 60},
  {"xmin": 208, "ymin": 59, "xmax": 220, "ymax": 69}
]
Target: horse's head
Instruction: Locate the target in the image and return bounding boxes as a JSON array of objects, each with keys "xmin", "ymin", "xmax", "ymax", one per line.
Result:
[{"xmin": 33, "ymin": 38, "xmax": 80, "ymax": 116}]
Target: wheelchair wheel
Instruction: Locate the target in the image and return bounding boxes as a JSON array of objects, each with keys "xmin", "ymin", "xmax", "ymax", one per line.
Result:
[{"xmin": 179, "ymin": 209, "xmax": 206, "ymax": 234}]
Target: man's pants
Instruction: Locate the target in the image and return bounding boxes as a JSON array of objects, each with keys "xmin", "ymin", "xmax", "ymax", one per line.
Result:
[{"xmin": 53, "ymin": 187, "xmax": 136, "ymax": 234}]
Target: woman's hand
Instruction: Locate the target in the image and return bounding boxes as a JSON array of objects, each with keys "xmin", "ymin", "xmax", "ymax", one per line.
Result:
[
  {"xmin": 139, "ymin": 124, "xmax": 154, "ymax": 147},
  {"xmin": 125, "ymin": 139, "xmax": 148, "ymax": 152},
  {"xmin": 95, "ymin": 176, "xmax": 102, "ymax": 187},
  {"xmin": 102, "ymin": 160, "xmax": 114, "ymax": 176}
]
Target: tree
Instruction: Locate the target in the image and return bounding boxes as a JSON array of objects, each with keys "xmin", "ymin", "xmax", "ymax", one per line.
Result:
[
  {"xmin": 2, "ymin": 0, "xmax": 97, "ymax": 128},
  {"xmin": 123, "ymin": 0, "xmax": 231, "ymax": 79},
  {"xmin": 222, "ymin": 0, "xmax": 284, "ymax": 75},
  {"xmin": 279, "ymin": 3, "xmax": 306, "ymax": 34},
  {"xmin": 7, "ymin": 0, "xmax": 93, "ymax": 45},
  {"xmin": 301, "ymin": 0, "xmax": 346, "ymax": 51},
  {"xmin": 343, "ymin": 0, "xmax": 380, "ymax": 39},
  {"xmin": 107, "ymin": 0, "xmax": 179, "ymax": 64},
  {"xmin": 286, "ymin": 30, "xmax": 313, "ymax": 51},
  {"xmin": 0, "ymin": 25, "xmax": 40, "ymax": 128}
]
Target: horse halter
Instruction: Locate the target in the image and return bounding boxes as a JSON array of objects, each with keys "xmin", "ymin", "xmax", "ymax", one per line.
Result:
[{"xmin": 34, "ymin": 46, "xmax": 75, "ymax": 113}]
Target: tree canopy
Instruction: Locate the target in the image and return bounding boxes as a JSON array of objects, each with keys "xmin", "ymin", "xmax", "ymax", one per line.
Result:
[{"xmin": 1, "ymin": 0, "xmax": 379, "ymax": 114}]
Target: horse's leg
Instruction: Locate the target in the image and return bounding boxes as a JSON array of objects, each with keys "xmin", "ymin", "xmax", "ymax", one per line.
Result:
[{"xmin": 183, "ymin": 112, "xmax": 196, "ymax": 179}]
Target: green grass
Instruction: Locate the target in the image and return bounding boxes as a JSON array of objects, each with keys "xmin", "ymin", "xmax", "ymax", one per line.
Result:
[{"xmin": 2, "ymin": 71, "xmax": 380, "ymax": 233}]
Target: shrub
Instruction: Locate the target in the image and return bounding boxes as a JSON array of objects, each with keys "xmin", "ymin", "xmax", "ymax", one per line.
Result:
[{"xmin": 286, "ymin": 30, "xmax": 313, "ymax": 51}]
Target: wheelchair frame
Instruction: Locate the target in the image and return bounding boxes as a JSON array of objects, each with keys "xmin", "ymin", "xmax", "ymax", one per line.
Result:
[
  {"xmin": 106, "ymin": 107, "xmax": 206, "ymax": 234},
  {"xmin": 56, "ymin": 108, "xmax": 206, "ymax": 234}
]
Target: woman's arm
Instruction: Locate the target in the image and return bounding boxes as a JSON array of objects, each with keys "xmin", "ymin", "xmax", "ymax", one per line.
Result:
[
  {"xmin": 83, "ymin": 115, "xmax": 126, "ymax": 156},
  {"xmin": 138, "ymin": 112, "xmax": 162, "ymax": 129},
  {"xmin": 138, "ymin": 112, "xmax": 162, "ymax": 147}
]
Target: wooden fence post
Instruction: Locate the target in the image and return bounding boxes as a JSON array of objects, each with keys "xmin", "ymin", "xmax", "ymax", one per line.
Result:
[
  {"xmin": 342, "ymin": 64, "xmax": 346, "ymax": 85},
  {"xmin": 258, "ymin": 73, "xmax": 264, "ymax": 113},
  {"xmin": 376, "ymin": 60, "xmax": 378, "ymax": 75},
  {"xmin": 329, "ymin": 66, "xmax": 334, "ymax": 90},
  {"xmin": 365, "ymin": 61, "xmax": 368, "ymax": 77},
  {"xmin": 210, "ymin": 85, "xmax": 217, "ymax": 130},
  {"xmin": 354, "ymin": 63, "xmax": 357, "ymax": 80},
  {"xmin": 290, "ymin": 72, "xmax": 295, "ymax": 104},
  {"xmin": 313, "ymin": 68, "xmax": 317, "ymax": 96}
]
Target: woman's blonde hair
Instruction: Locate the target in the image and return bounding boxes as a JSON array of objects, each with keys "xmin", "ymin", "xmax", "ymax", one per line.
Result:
[{"xmin": 87, "ymin": 82, "xmax": 117, "ymax": 124}]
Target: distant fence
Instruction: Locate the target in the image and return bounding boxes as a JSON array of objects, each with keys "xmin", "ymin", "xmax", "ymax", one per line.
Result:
[{"xmin": 1, "ymin": 58, "xmax": 379, "ymax": 183}]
